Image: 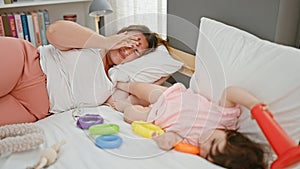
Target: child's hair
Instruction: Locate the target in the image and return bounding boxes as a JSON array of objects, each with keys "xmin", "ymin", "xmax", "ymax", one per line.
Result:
[
  {"xmin": 209, "ymin": 130, "xmax": 267, "ymax": 169},
  {"xmin": 117, "ymin": 25, "xmax": 169, "ymax": 54}
]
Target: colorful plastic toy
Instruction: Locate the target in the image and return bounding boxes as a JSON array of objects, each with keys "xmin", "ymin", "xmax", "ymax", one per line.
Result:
[
  {"xmin": 174, "ymin": 142, "xmax": 200, "ymax": 155},
  {"xmin": 131, "ymin": 121, "xmax": 164, "ymax": 138},
  {"xmin": 77, "ymin": 114, "xmax": 104, "ymax": 129},
  {"xmin": 95, "ymin": 135, "xmax": 122, "ymax": 149},
  {"xmin": 89, "ymin": 124, "xmax": 119, "ymax": 135},
  {"xmin": 251, "ymin": 103, "xmax": 300, "ymax": 169}
]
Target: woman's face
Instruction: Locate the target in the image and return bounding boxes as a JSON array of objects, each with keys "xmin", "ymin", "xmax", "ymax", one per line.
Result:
[
  {"xmin": 198, "ymin": 129, "xmax": 227, "ymax": 161},
  {"xmin": 106, "ymin": 31, "xmax": 149, "ymax": 65}
]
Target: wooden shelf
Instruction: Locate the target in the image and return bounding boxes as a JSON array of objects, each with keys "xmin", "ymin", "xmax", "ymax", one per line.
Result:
[{"xmin": 0, "ymin": 0, "xmax": 92, "ymax": 9}]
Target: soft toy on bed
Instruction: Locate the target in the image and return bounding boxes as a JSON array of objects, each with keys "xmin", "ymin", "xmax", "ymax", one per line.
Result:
[
  {"xmin": 0, "ymin": 123, "xmax": 66, "ymax": 169},
  {"xmin": 0, "ymin": 123, "xmax": 44, "ymax": 155},
  {"xmin": 30, "ymin": 140, "xmax": 66, "ymax": 169}
]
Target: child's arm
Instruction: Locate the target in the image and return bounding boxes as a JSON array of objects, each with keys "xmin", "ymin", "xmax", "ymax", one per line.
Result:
[
  {"xmin": 117, "ymin": 82, "xmax": 167, "ymax": 104},
  {"xmin": 220, "ymin": 86, "xmax": 261, "ymax": 110},
  {"xmin": 152, "ymin": 132, "xmax": 183, "ymax": 150}
]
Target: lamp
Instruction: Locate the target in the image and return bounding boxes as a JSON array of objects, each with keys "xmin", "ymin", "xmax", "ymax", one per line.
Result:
[{"xmin": 89, "ymin": 0, "xmax": 113, "ymax": 34}]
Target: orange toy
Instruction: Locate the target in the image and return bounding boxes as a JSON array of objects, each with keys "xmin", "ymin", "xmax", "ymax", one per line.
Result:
[
  {"xmin": 174, "ymin": 142, "xmax": 200, "ymax": 155},
  {"xmin": 251, "ymin": 103, "xmax": 300, "ymax": 169}
]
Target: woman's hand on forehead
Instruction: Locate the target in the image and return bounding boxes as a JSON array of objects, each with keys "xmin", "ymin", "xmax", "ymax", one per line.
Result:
[{"xmin": 105, "ymin": 32, "xmax": 141, "ymax": 51}]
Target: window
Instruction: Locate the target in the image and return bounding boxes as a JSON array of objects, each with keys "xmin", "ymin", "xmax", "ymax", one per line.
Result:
[{"xmin": 104, "ymin": 0, "xmax": 167, "ymax": 38}]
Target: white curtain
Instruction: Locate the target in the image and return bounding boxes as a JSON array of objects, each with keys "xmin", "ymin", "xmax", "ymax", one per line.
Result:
[{"xmin": 103, "ymin": 0, "xmax": 167, "ymax": 38}]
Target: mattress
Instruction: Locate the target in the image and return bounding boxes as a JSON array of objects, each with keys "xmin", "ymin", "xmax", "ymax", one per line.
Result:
[{"xmin": 0, "ymin": 106, "xmax": 223, "ymax": 169}]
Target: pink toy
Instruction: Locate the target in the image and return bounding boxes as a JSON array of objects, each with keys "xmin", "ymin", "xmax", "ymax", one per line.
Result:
[{"xmin": 251, "ymin": 103, "xmax": 300, "ymax": 169}]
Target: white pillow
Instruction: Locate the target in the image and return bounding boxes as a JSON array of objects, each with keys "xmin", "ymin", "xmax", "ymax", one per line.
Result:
[
  {"xmin": 190, "ymin": 17, "xmax": 300, "ymax": 146},
  {"xmin": 108, "ymin": 45, "xmax": 183, "ymax": 83}
]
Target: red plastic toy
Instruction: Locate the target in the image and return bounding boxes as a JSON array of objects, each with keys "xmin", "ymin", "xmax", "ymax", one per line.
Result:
[{"xmin": 251, "ymin": 103, "xmax": 300, "ymax": 169}]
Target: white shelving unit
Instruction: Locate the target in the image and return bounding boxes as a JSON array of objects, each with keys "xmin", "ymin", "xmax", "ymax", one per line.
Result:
[{"xmin": 0, "ymin": 0, "xmax": 93, "ymax": 27}]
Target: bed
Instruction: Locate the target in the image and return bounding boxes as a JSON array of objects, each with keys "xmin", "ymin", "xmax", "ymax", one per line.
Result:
[
  {"xmin": 1, "ymin": 17, "xmax": 300, "ymax": 169},
  {"xmin": 1, "ymin": 106, "xmax": 223, "ymax": 169}
]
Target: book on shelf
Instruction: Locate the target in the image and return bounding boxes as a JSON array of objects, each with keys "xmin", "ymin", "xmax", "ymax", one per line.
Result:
[
  {"xmin": 43, "ymin": 9, "xmax": 50, "ymax": 29},
  {"xmin": 1, "ymin": 14, "xmax": 11, "ymax": 37},
  {"xmin": 0, "ymin": 15, "xmax": 4, "ymax": 36},
  {"xmin": 38, "ymin": 10, "xmax": 47, "ymax": 45},
  {"xmin": 0, "ymin": 0, "xmax": 4, "ymax": 6},
  {"xmin": 7, "ymin": 14, "xmax": 18, "ymax": 38},
  {"xmin": 14, "ymin": 13, "xmax": 24, "ymax": 39},
  {"xmin": 31, "ymin": 12, "xmax": 42, "ymax": 47},
  {"xmin": 26, "ymin": 13, "xmax": 36, "ymax": 47},
  {"xmin": 39, "ymin": 9, "xmax": 51, "ymax": 45},
  {"xmin": 20, "ymin": 12, "xmax": 30, "ymax": 41},
  {"xmin": 4, "ymin": 0, "xmax": 12, "ymax": 5},
  {"xmin": 0, "ymin": 9, "xmax": 51, "ymax": 47}
]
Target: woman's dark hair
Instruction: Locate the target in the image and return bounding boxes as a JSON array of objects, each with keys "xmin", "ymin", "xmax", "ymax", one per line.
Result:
[
  {"xmin": 117, "ymin": 25, "xmax": 169, "ymax": 54},
  {"xmin": 209, "ymin": 130, "xmax": 267, "ymax": 169}
]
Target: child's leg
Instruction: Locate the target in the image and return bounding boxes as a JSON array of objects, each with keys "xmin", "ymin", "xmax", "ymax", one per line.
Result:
[
  {"xmin": 220, "ymin": 86, "xmax": 261, "ymax": 109},
  {"xmin": 117, "ymin": 82, "xmax": 167, "ymax": 104}
]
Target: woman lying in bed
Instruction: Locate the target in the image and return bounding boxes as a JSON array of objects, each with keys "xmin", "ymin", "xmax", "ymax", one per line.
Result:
[
  {"xmin": 112, "ymin": 82, "xmax": 268, "ymax": 169},
  {"xmin": 0, "ymin": 21, "xmax": 168, "ymax": 126}
]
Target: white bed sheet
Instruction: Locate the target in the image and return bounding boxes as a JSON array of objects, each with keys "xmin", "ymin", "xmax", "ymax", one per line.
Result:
[{"xmin": 0, "ymin": 106, "xmax": 223, "ymax": 169}]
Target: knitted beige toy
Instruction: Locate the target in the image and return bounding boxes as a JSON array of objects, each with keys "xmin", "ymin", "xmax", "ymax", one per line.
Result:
[
  {"xmin": 32, "ymin": 140, "xmax": 66, "ymax": 169},
  {"xmin": 0, "ymin": 123, "xmax": 44, "ymax": 155}
]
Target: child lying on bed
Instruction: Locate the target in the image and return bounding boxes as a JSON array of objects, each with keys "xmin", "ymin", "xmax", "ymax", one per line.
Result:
[{"xmin": 112, "ymin": 82, "xmax": 268, "ymax": 169}]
